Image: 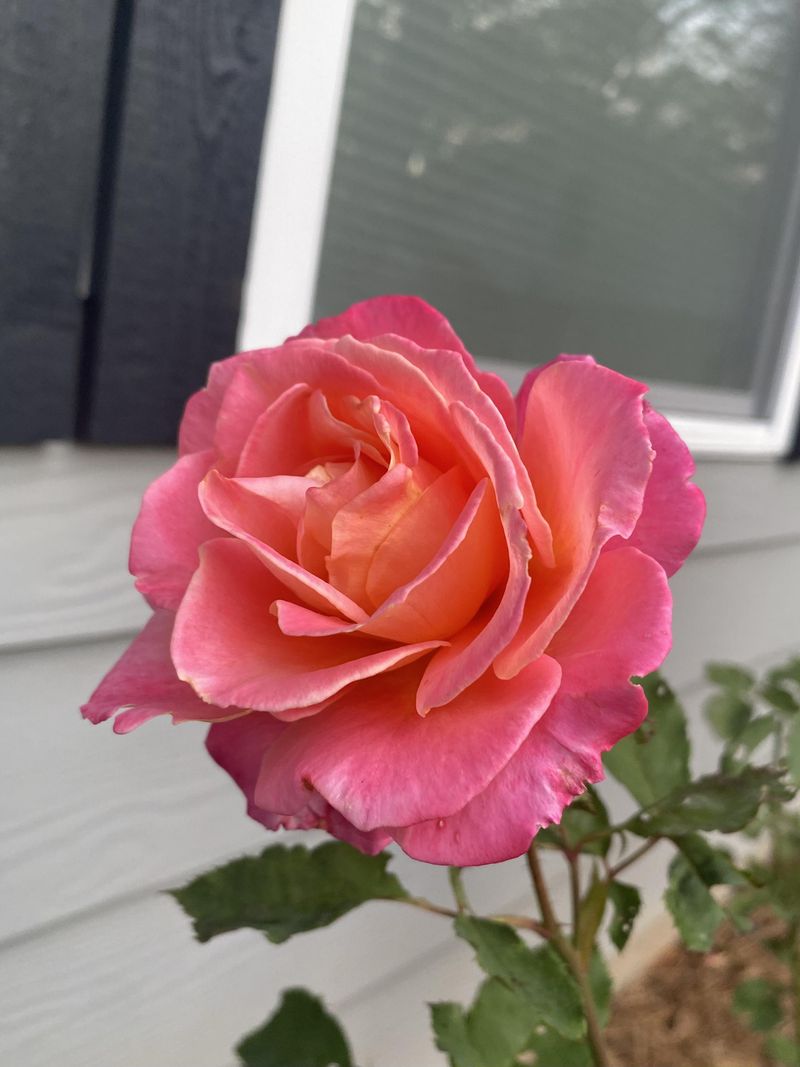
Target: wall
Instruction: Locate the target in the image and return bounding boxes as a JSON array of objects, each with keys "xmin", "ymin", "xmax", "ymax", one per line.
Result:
[{"xmin": 2, "ymin": 443, "xmax": 800, "ymax": 1067}]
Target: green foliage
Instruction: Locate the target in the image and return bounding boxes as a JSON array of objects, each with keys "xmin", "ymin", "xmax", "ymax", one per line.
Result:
[
  {"xmin": 705, "ymin": 689, "xmax": 752, "ymax": 743},
  {"xmin": 705, "ymin": 663, "xmax": 755, "ymax": 691},
  {"xmin": 431, "ymin": 979, "xmax": 536, "ymax": 1067},
  {"xmin": 587, "ymin": 949, "xmax": 612, "ymax": 1028},
  {"xmin": 576, "ymin": 871, "xmax": 608, "ymax": 967},
  {"xmin": 765, "ymin": 1034, "xmax": 800, "ymax": 1067},
  {"xmin": 731, "ymin": 978, "xmax": 784, "ymax": 1033},
  {"xmin": 524, "ymin": 1027, "xmax": 594, "ymax": 1066},
  {"xmin": 664, "ymin": 836, "xmax": 748, "ymax": 950},
  {"xmin": 664, "ymin": 851, "xmax": 726, "ymax": 952},
  {"xmin": 236, "ymin": 989, "xmax": 353, "ymax": 1067},
  {"xmin": 628, "ymin": 765, "xmax": 790, "ymax": 837},
  {"xmin": 761, "ymin": 683, "xmax": 799, "ymax": 716},
  {"xmin": 604, "ymin": 673, "xmax": 690, "ymax": 806},
  {"xmin": 537, "ymin": 786, "xmax": 612, "ymax": 856},
  {"xmin": 453, "ymin": 916, "xmax": 584, "ymax": 1039},
  {"xmin": 673, "ymin": 834, "xmax": 745, "ymax": 889},
  {"xmin": 607, "ymin": 881, "xmax": 642, "ymax": 951},
  {"xmin": 788, "ymin": 714, "xmax": 800, "ymax": 787},
  {"xmin": 170, "ymin": 842, "xmax": 407, "ymax": 944},
  {"xmin": 700, "ymin": 654, "xmax": 800, "ymax": 1056},
  {"xmin": 718, "ymin": 716, "xmax": 778, "ymax": 775},
  {"xmin": 523, "ymin": 952, "xmax": 610, "ymax": 1067},
  {"xmin": 766, "ymin": 657, "xmax": 800, "ymax": 691},
  {"xmin": 431, "ymin": 931, "xmax": 605, "ymax": 1067}
]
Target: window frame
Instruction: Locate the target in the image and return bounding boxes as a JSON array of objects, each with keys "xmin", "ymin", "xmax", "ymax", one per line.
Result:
[{"xmin": 238, "ymin": 0, "xmax": 800, "ymax": 459}]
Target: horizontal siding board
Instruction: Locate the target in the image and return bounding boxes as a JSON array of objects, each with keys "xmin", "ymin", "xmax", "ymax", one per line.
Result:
[
  {"xmin": 0, "ymin": 1, "xmax": 113, "ymax": 442},
  {"xmin": 0, "ymin": 446, "xmax": 167, "ymax": 649},
  {"xmin": 85, "ymin": 0, "xmax": 281, "ymax": 444},
  {"xmin": 0, "ymin": 890, "xmax": 480, "ymax": 1067},
  {"xmin": 692, "ymin": 456, "xmax": 800, "ymax": 557}
]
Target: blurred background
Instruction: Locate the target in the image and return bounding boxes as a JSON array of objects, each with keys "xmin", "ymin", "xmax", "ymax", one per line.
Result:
[{"xmin": 2, "ymin": 1, "xmax": 800, "ymax": 1064}]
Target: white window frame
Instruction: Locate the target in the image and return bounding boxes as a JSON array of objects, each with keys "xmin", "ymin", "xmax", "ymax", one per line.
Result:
[{"xmin": 238, "ymin": 0, "xmax": 800, "ymax": 459}]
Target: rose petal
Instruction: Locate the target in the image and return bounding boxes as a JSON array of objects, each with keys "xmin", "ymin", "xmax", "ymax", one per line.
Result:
[
  {"xmin": 373, "ymin": 334, "xmax": 553, "ymax": 565},
  {"xmin": 214, "ymin": 341, "xmax": 381, "ymax": 463},
  {"xmin": 200, "ymin": 470, "xmax": 368, "ymax": 622},
  {"xmin": 362, "ymin": 478, "xmax": 506, "ymax": 646},
  {"xmin": 172, "ymin": 538, "xmax": 444, "ymax": 712},
  {"xmin": 206, "ymin": 714, "xmax": 328, "ymax": 830},
  {"xmin": 178, "ymin": 355, "xmax": 245, "ymax": 457},
  {"xmin": 416, "ymin": 403, "xmax": 532, "ymax": 712},
  {"xmin": 130, "ymin": 450, "xmax": 219, "ymax": 611},
  {"xmin": 605, "ymin": 405, "xmax": 705, "ymax": 577},
  {"xmin": 236, "ymin": 386, "xmax": 385, "ymax": 479},
  {"xmin": 272, "ymin": 600, "xmax": 357, "ymax": 638},
  {"xmin": 394, "ymin": 683, "xmax": 645, "ymax": 865},
  {"xmin": 548, "ymin": 546, "xmax": 672, "ymax": 679},
  {"xmin": 206, "ymin": 714, "xmax": 391, "ymax": 852},
  {"xmin": 363, "ymin": 465, "xmax": 470, "ymax": 608},
  {"xmin": 496, "ymin": 357, "xmax": 653, "ymax": 678},
  {"xmin": 298, "ymin": 452, "xmax": 381, "ymax": 576},
  {"xmin": 298, "ymin": 294, "xmax": 516, "ymax": 431},
  {"xmin": 81, "ymin": 611, "xmax": 237, "ymax": 734},
  {"xmin": 255, "ymin": 655, "xmax": 561, "ymax": 832},
  {"xmin": 395, "ymin": 546, "xmax": 670, "ymax": 865},
  {"xmin": 330, "ymin": 336, "xmax": 463, "ymax": 473},
  {"xmin": 327, "ymin": 462, "xmax": 439, "ymax": 609}
]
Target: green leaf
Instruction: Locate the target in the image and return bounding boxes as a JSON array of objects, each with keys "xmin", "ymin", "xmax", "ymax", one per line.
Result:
[
  {"xmin": 734, "ymin": 715, "xmax": 777, "ymax": 755},
  {"xmin": 538, "ymin": 786, "xmax": 611, "ymax": 856},
  {"xmin": 525, "ymin": 1028, "xmax": 594, "ymax": 1067},
  {"xmin": 765, "ymin": 1035, "xmax": 800, "ymax": 1067},
  {"xmin": 788, "ymin": 715, "xmax": 800, "ymax": 787},
  {"xmin": 704, "ymin": 691, "xmax": 752, "ymax": 742},
  {"xmin": 237, "ymin": 989, "xmax": 353, "ymax": 1067},
  {"xmin": 673, "ymin": 834, "xmax": 746, "ymax": 888},
  {"xmin": 608, "ymin": 881, "xmax": 641, "ymax": 951},
  {"xmin": 761, "ymin": 683, "xmax": 799, "ymax": 715},
  {"xmin": 588, "ymin": 949, "xmax": 613, "ymax": 1028},
  {"xmin": 766, "ymin": 657, "xmax": 800, "ymax": 691},
  {"xmin": 732, "ymin": 978, "xmax": 784, "ymax": 1033},
  {"xmin": 628, "ymin": 765, "xmax": 791, "ymax": 837},
  {"xmin": 576, "ymin": 872, "xmax": 608, "ymax": 967},
  {"xmin": 170, "ymin": 842, "xmax": 407, "ymax": 944},
  {"xmin": 454, "ymin": 916, "xmax": 584, "ymax": 1039},
  {"xmin": 705, "ymin": 662, "xmax": 755, "ymax": 691},
  {"xmin": 431, "ymin": 979, "xmax": 536, "ymax": 1067},
  {"xmin": 430, "ymin": 1004, "xmax": 483, "ymax": 1067},
  {"xmin": 604, "ymin": 673, "xmax": 690, "ymax": 807},
  {"xmin": 664, "ymin": 852, "xmax": 725, "ymax": 952}
]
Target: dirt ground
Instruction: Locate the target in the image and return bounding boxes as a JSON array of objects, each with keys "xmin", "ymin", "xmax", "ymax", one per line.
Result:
[{"xmin": 605, "ymin": 911, "xmax": 796, "ymax": 1067}]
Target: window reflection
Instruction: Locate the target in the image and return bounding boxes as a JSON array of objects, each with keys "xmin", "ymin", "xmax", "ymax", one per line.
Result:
[{"xmin": 316, "ymin": 0, "xmax": 800, "ymax": 407}]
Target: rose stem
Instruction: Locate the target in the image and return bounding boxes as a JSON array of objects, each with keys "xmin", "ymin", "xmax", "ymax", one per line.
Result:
[
  {"xmin": 448, "ymin": 866, "xmax": 470, "ymax": 913},
  {"xmin": 526, "ymin": 843, "xmax": 612, "ymax": 1067},
  {"xmin": 563, "ymin": 845, "xmax": 582, "ymax": 946},
  {"xmin": 400, "ymin": 896, "xmax": 548, "ymax": 937},
  {"xmin": 607, "ymin": 837, "xmax": 661, "ymax": 879},
  {"xmin": 793, "ymin": 919, "xmax": 800, "ymax": 1052}
]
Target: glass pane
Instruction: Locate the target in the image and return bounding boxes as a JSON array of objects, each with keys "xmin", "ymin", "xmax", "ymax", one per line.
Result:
[{"xmin": 315, "ymin": 0, "xmax": 800, "ymax": 413}]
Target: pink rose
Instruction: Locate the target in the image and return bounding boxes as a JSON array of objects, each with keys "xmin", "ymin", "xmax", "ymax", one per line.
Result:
[{"xmin": 83, "ymin": 297, "xmax": 704, "ymax": 865}]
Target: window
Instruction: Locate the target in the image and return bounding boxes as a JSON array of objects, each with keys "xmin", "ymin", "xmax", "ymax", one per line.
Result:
[{"xmin": 240, "ymin": 0, "xmax": 800, "ymax": 456}]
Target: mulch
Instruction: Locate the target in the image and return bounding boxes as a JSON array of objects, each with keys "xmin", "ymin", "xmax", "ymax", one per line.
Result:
[{"xmin": 605, "ymin": 911, "xmax": 795, "ymax": 1067}]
